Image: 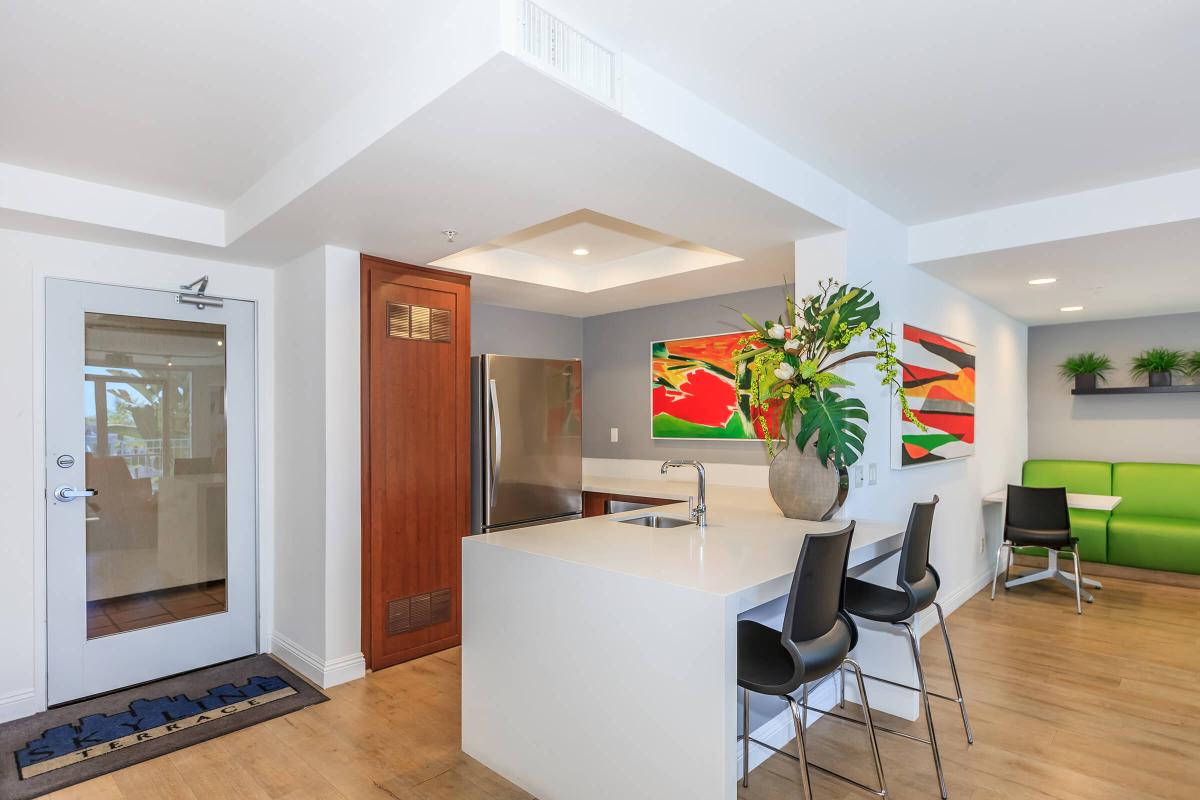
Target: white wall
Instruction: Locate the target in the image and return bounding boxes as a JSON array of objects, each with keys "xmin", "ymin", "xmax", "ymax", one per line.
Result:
[
  {"xmin": 580, "ymin": 285, "xmax": 784, "ymax": 465},
  {"xmin": 471, "ymin": 302, "xmax": 583, "ymax": 360},
  {"xmin": 272, "ymin": 248, "xmax": 329, "ymax": 672},
  {"xmin": 1027, "ymin": 312, "xmax": 1200, "ymax": 463},
  {"xmin": 619, "ymin": 53, "xmax": 1029, "ymax": 618},
  {"xmin": 0, "ymin": 228, "xmax": 276, "ymax": 723},
  {"xmin": 271, "ymin": 245, "xmax": 365, "ymax": 687},
  {"xmin": 831, "ymin": 199, "xmax": 1029, "ymax": 615}
]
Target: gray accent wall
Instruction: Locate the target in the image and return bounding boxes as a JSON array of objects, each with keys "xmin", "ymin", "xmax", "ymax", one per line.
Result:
[
  {"xmin": 581, "ymin": 286, "xmax": 785, "ymax": 465},
  {"xmin": 471, "ymin": 302, "xmax": 583, "ymax": 359},
  {"xmin": 1028, "ymin": 312, "xmax": 1200, "ymax": 463}
]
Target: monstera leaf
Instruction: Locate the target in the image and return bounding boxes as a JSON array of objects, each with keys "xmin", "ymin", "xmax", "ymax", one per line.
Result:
[
  {"xmin": 803, "ymin": 284, "xmax": 881, "ymax": 345},
  {"xmin": 795, "ymin": 390, "xmax": 869, "ymax": 467}
]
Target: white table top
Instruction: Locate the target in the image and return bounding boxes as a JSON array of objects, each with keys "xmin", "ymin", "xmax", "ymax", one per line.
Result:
[
  {"xmin": 467, "ymin": 474, "xmax": 905, "ymax": 599},
  {"xmin": 982, "ymin": 489, "xmax": 1122, "ymax": 511}
]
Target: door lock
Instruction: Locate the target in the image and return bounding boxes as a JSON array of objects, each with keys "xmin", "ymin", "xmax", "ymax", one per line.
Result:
[{"xmin": 54, "ymin": 485, "xmax": 98, "ymax": 502}]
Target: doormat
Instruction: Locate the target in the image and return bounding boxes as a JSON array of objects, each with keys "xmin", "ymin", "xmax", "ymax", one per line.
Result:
[{"xmin": 0, "ymin": 654, "xmax": 326, "ymax": 799}]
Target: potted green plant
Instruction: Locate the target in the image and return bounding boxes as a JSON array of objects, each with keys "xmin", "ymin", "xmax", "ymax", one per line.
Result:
[
  {"xmin": 1186, "ymin": 351, "xmax": 1200, "ymax": 384},
  {"xmin": 1058, "ymin": 352, "xmax": 1113, "ymax": 392},
  {"xmin": 1130, "ymin": 348, "xmax": 1186, "ymax": 387},
  {"xmin": 732, "ymin": 279, "xmax": 921, "ymax": 520}
]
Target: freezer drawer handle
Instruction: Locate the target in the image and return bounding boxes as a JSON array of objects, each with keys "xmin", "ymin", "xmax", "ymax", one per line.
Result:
[{"xmin": 489, "ymin": 378, "xmax": 502, "ymax": 506}]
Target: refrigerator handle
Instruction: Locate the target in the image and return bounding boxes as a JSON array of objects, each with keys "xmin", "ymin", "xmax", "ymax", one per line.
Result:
[{"xmin": 488, "ymin": 378, "xmax": 502, "ymax": 506}]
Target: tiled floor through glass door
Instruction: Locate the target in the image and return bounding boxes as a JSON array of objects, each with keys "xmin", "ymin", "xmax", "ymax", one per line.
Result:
[{"xmin": 85, "ymin": 580, "xmax": 227, "ymax": 638}]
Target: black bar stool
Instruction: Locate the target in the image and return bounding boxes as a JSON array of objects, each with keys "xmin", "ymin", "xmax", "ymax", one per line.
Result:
[
  {"xmin": 840, "ymin": 497, "xmax": 973, "ymax": 800},
  {"xmin": 737, "ymin": 522, "xmax": 888, "ymax": 799}
]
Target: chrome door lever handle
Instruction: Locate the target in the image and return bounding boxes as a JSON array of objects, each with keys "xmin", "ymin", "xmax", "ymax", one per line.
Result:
[{"xmin": 54, "ymin": 485, "xmax": 98, "ymax": 502}]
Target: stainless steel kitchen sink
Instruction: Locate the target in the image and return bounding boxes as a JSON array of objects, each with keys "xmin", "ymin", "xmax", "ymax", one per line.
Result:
[{"xmin": 617, "ymin": 514, "xmax": 694, "ymax": 528}]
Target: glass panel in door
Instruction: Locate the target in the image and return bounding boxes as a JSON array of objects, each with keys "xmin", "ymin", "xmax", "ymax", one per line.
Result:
[{"xmin": 82, "ymin": 313, "xmax": 227, "ymax": 638}]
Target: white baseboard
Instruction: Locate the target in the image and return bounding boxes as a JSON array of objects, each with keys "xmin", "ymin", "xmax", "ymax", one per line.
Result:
[
  {"xmin": 738, "ymin": 673, "xmax": 840, "ymax": 777},
  {"xmin": 0, "ymin": 688, "xmax": 39, "ymax": 724},
  {"xmin": 322, "ymin": 652, "xmax": 368, "ymax": 687},
  {"xmin": 271, "ymin": 632, "xmax": 365, "ymax": 689}
]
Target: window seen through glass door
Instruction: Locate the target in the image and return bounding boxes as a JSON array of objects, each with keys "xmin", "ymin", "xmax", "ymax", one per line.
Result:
[{"xmin": 83, "ymin": 313, "xmax": 228, "ymax": 638}]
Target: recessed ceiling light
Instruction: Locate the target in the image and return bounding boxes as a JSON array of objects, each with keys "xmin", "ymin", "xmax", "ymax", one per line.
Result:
[
  {"xmin": 1028, "ymin": 277, "xmax": 1057, "ymax": 285},
  {"xmin": 1060, "ymin": 306, "xmax": 1084, "ymax": 312},
  {"xmin": 572, "ymin": 248, "xmax": 589, "ymax": 256}
]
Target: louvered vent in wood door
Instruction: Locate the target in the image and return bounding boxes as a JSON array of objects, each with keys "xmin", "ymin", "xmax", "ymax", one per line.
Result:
[
  {"xmin": 386, "ymin": 588, "xmax": 452, "ymax": 635},
  {"xmin": 387, "ymin": 302, "xmax": 452, "ymax": 342}
]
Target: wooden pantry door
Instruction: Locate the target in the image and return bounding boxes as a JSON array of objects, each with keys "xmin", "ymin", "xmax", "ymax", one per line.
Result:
[{"xmin": 360, "ymin": 256, "xmax": 471, "ymax": 669}]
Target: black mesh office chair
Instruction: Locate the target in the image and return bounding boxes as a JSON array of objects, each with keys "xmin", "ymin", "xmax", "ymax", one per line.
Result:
[
  {"xmin": 990, "ymin": 484, "xmax": 1091, "ymax": 614},
  {"xmin": 737, "ymin": 523, "xmax": 888, "ymax": 800},
  {"xmin": 841, "ymin": 497, "xmax": 973, "ymax": 800}
]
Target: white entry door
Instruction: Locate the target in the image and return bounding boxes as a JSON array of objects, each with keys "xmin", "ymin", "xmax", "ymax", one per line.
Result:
[{"xmin": 46, "ymin": 279, "xmax": 257, "ymax": 705}]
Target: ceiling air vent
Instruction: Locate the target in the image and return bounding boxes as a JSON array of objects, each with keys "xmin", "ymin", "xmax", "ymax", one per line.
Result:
[{"xmin": 518, "ymin": 1, "xmax": 617, "ymax": 106}]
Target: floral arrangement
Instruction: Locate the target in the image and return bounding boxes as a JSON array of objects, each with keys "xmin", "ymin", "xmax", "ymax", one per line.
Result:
[{"xmin": 733, "ymin": 279, "xmax": 921, "ymax": 467}]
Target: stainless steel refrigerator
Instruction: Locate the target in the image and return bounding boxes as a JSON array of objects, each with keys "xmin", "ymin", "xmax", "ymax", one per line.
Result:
[{"xmin": 472, "ymin": 355, "xmax": 583, "ymax": 533}]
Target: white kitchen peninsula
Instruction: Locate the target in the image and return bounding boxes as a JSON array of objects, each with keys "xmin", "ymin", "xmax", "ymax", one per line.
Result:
[{"xmin": 462, "ymin": 484, "xmax": 907, "ymax": 800}]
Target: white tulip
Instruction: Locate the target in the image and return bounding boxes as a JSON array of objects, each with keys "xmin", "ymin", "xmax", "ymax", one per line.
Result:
[
  {"xmin": 767, "ymin": 324, "xmax": 786, "ymax": 339},
  {"xmin": 774, "ymin": 362, "xmax": 796, "ymax": 381},
  {"xmin": 783, "ymin": 338, "xmax": 801, "ymax": 352}
]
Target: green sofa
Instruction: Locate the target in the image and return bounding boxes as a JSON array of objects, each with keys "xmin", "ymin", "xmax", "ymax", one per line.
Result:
[{"xmin": 1019, "ymin": 459, "xmax": 1200, "ymax": 574}]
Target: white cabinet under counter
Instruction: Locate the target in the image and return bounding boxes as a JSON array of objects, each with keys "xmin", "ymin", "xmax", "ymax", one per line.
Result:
[{"xmin": 462, "ymin": 490, "xmax": 908, "ymax": 800}]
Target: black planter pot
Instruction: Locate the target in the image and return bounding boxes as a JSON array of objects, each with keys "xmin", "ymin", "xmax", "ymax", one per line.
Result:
[
  {"xmin": 1073, "ymin": 373, "xmax": 1097, "ymax": 391},
  {"xmin": 1149, "ymin": 370, "xmax": 1172, "ymax": 387}
]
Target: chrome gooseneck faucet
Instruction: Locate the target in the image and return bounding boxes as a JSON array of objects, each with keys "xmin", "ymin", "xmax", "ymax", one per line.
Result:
[{"xmin": 661, "ymin": 460, "xmax": 707, "ymax": 528}]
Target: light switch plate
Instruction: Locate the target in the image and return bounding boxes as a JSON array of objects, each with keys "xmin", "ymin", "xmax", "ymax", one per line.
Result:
[
  {"xmin": 610, "ymin": 427, "xmax": 619, "ymax": 443},
  {"xmin": 868, "ymin": 463, "xmax": 878, "ymax": 485},
  {"xmin": 853, "ymin": 465, "xmax": 864, "ymax": 488}
]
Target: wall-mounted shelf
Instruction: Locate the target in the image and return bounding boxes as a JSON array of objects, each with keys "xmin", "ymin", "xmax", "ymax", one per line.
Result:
[{"xmin": 1072, "ymin": 384, "xmax": 1200, "ymax": 395}]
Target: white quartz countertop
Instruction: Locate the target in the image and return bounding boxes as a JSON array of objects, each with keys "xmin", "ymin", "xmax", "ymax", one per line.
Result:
[{"xmin": 466, "ymin": 473, "xmax": 905, "ymax": 600}]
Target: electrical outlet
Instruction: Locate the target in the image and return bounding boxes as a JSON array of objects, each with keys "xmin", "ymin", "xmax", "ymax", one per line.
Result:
[
  {"xmin": 853, "ymin": 465, "xmax": 864, "ymax": 488},
  {"xmin": 610, "ymin": 427, "xmax": 619, "ymax": 443},
  {"xmin": 868, "ymin": 463, "xmax": 878, "ymax": 486},
  {"xmin": 979, "ymin": 533, "xmax": 986, "ymax": 553}
]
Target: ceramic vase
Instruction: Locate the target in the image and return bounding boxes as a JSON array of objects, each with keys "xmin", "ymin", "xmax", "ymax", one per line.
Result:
[{"xmin": 768, "ymin": 442, "xmax": 849, "ymax": 521}]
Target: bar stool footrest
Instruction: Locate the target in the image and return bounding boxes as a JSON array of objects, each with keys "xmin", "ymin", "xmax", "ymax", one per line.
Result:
[
  {"xmin": 795, "ymin": 703, "xmax": 932, "ymax": 746},
  {"xmin": 852, "ymin": 668, "xmax": 965, "ymax": 706},
  {"xmin": 746, "ymin": 736, "xmax": 887, "ymax": 798}
]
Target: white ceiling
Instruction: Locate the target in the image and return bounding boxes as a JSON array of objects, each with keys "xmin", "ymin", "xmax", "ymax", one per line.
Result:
[
  {"xmin": 470, "ymin": 243, "xmax": 797, "ymax": 318},
  {"xmin": 511, "ymin": 221, "xmax": 650, "ymax": 262},
  {"xmin": 229, "ymin": 55, "xmax": 833, "ymax": 314},
  {"xmin": 430, "ymin": 209, "xmax": 741, "ymax": 295},
  {"xmin": 504, "ymin": 213, "xmax": 676, "ymax": 264},
  {"xmin": 0, "ymin": 0, "xmax": 425, "ymax": 205},
  {"xmin": 552, "ymin": 0, "xmax": 1200, "ymax": 223},
  {"xmin": 917, "ymin": 218, "xmax": 1200, "ymax": 326},
  {"xmin": 8, "ymin": 1, "xmax": 1199, "ymax": 225},
  {"xmin": 3, "ymin": 2, "xmax": 1200, "ymax": 323}
]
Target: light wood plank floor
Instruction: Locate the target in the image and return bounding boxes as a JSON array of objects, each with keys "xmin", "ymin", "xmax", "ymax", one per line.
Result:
[{"xmin": 48, "ymin": 574, "xmax": 1200, "ymax": 799}]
